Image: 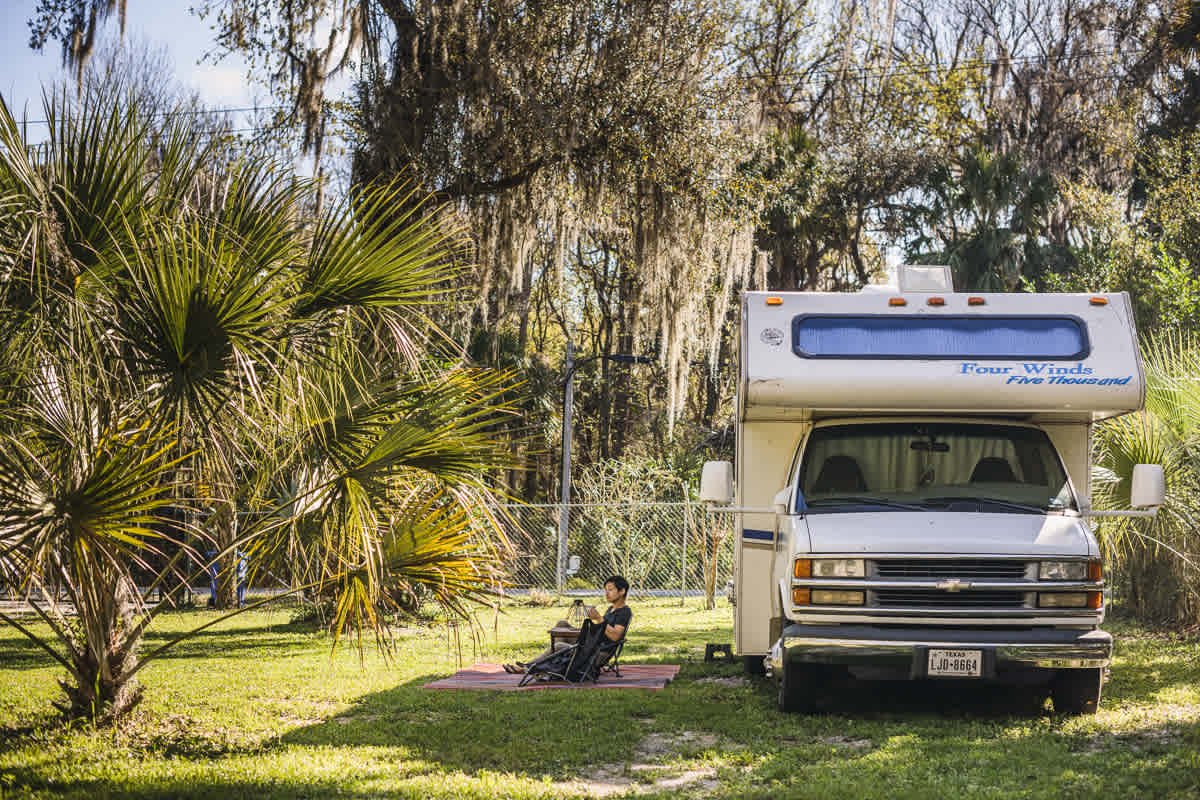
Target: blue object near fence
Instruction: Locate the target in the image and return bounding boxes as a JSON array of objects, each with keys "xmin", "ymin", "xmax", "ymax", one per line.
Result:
[{"xmin": 206, "ymin": 551, "xmax": 248, "ymax": 607}]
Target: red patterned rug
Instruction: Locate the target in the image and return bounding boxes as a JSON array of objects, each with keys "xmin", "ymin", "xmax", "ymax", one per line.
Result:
[{"xmin": 423, "ymin": 662, "xmax": 679, "ymax": 691}]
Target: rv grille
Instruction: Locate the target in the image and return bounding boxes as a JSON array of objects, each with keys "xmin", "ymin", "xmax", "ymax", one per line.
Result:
[
  {"xmin": 874, "ymin": 589, "xmax": 1027, "ymax": 608},
  {"xmin": 874, "ymin": 559, "xmax": 1028, "ymax": 580}
]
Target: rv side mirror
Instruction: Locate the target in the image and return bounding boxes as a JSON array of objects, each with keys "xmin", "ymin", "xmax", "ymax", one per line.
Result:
[
  {"xmin": 700, "ymin": 461, "xmax": 734, "ymax": 505},
  {"xmin": 1131, "ymin": 464, "xmax": 1166, "ymax": 508},
  {"xmin": 773, "ymin": 487, "xmax": 791, "ymax": 515}
]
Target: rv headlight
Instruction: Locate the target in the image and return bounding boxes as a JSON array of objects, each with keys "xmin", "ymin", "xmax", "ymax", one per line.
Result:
[
  {"xmin": 811, "ymin": 559, "xmax": 866, "ymax": 578},
  {"xmin": 1039, "ymin": 561, "xmax": 1088, "ymax": 581},
  {"xmin": 811, "ymin": 589, "xmax": 866, "ymax": 606},
  {"xmin": 1037, "ymin": 592, "xmax": 1089, "ymax": 608}
]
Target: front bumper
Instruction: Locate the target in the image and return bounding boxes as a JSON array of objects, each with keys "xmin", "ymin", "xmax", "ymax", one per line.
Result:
[{"xmin": 767, "ymin": 624, "xmax": 1112, "ymax": 676}]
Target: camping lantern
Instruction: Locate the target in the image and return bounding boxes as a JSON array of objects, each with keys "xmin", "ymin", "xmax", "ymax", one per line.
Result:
[{"xmin": 567, "ymin": 598, "xmax": 587, "ymax": 627}]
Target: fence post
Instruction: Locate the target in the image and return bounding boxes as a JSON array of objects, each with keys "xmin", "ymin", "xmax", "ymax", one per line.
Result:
[
  {"xmin": 680, "ymin": 499, "xmax": 689, "ymax": 605},
  {"xmin": 557, "ymin": 340, "xmax": 574, "ymax": 594}
]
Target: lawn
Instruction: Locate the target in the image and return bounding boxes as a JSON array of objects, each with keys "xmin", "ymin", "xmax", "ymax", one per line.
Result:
[{"xmin": 1, "ymin": 597, "xmax": 1199, "ymax": 799}]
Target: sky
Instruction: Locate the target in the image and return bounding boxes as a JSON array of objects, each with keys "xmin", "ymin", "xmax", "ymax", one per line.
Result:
[{"xmin": 1, "ymin": 2, "xmax": 256, "ymax": 135}]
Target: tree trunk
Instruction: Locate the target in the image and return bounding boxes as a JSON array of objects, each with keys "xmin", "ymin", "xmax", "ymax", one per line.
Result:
[
  {"xmin": 611, "ymin": 260, "xmax": 639, "ymax": 459},
  {"xmin": 210, "ymin": 501, "xmax": 239, "ymax": 610},
  {"xmin": 56, "ymin": 570, "xmax": 144, "ymax": 723}
]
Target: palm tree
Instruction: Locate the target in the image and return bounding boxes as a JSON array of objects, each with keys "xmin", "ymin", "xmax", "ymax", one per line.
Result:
[
  {"xmin": 0, "ymin": 90, "xmax": 516, "ymax": 722},
  {"xmin": 1092, "ymin": 331, "xmax": 1200, "ymax": 624}
]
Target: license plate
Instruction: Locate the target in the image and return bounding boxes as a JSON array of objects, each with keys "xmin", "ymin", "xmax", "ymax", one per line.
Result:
[{"xmin": 927, "ymin": 649, "xmax": 982, "ymax": 677}]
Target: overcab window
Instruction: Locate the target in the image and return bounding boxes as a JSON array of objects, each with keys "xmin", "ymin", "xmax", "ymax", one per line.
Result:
[{"xmin": 791, "ymin": 314, "xmax": 1090, "ymax": 360}]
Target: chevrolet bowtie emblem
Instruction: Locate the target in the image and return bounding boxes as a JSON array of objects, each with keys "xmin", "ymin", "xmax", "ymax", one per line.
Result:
[{"xmin": 936, "ymin": 579, "xmax": 971, "ymax": 592}]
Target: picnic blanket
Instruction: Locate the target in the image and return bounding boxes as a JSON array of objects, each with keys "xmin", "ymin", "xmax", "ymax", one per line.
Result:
[{"xmin": 423, "ymin": 662, "xmax": 679, "ymax": 691}]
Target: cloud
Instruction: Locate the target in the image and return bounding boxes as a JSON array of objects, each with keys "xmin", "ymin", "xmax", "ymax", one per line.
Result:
[{"xmin": 185, "ymin": 64, "xmax": 253, "ymax": 107}]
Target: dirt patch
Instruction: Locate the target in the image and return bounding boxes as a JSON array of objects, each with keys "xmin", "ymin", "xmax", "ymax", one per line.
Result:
[
  {"xmin": 650, "ymin": 767, "xmax": 719, "ymax": 791},
  {"xmin": 563, "ymin": 765, "xmax": 636, "ymax": 797},
  {"xmin": 636, "ymin": 730, "xmax": 719, "ymax": 758},
  {"xmin": 694, "ymin": 676, "xmax": 750, "ymax": 688},
  {"xmin": 817, "ymin": 735, "xmax": 874, "ymax": 750},
  {"xmin": 556, "ymin": 730, "xmax": 724, "ymax": 796},
  {"xmin": 333, "ymin": 714, "xmax": 380, "ymax": 725},
  {"xmin": 280, "ymin": 716, "xmax": 326, "ymax": 727},
  {"xmin": 1076, "ymin": 704, "xmax": 1200, "ymax": 755},
  {"xmin": 1077, "ymin": 727, "xmax": 1187, "ymax": 755},
  {"xmin": 550, "ymin": 730, "xmax": 727, "ymax": 796},
  {"xmin": 562, "ymin": 765, "xmax": 719, "ymax": 797}
]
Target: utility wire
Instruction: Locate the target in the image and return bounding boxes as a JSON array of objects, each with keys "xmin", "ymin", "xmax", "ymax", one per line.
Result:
[
  {"xmin": 6, "ymin": 44, "xmax": 1167, "ymax": 138},
  {"xmin": 748, "ymin": 44, "xmax": 1151, "ymax": 86},
  {"xmin": 12, "ymin": 104, "xmax": 291, "ymax": 127}
]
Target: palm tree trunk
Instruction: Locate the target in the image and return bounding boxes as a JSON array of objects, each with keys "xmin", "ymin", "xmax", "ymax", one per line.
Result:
[
  {"xmin": 210, "ymin": 501, "xmax": 240, "ymax": 610},
  {"xmin": 55, "ymin": 564, "xmax": 144, "ymax": 722}
]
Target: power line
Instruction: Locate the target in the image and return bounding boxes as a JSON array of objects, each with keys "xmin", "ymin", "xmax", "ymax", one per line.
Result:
[
  {"xmin": 5, "ymin": 44, "xmax": 1164, "ymax": 140},
  {"xmin": 748, "ymin": 44, "xmax": 1148, "ymax": 86},
  {"xmin": 11, "ymin": 104, "xmax": 290, "ymax": 127}
]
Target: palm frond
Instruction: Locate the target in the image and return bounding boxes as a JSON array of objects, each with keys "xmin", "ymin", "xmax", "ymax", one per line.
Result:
[
  {"xmin": 111, "ymin": 217, "xmax": 293, "ymax": 431},
  {"xmin": 295, "ymin": 180, "xmax": 464, "ymax": 365},
  {"xmin": 44, "ymin": 88, "xmax": 156, "ymax": 276},
  {"xmin": 0, "ymin": 391, "xmax": 190, "ymax": 577},
  {"xmin": 340, "ymin": 369, "xmax": 520, "ymax": 490},
  {"xmin": 1094, "ymin": 331, "xmax": 1200, "ymax": 622}
]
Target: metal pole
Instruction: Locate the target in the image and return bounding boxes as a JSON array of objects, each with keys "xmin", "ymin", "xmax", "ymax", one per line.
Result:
[
  {"xmin": 557, "ymin": 339, "xmax": 574, "ymax": 594},
  {"xmin": 680, "ymin": 508, "xmax": 687, "ymax": 605}
]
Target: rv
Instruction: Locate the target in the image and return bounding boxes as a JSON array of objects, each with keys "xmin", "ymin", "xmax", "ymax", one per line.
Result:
[{"xmin": 700, "ymin": 266, "xmax": 1164, "ymax": 714}]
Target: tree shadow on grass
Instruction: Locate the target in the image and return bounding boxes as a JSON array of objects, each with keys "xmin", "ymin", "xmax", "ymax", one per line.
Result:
[
  {"xmin": 276, "ymin": 669, "xmax": 688, "ymax": 774},
  {"xmin": 0, "ymin": 621, "xmax": 317, "ymax": 671},
  {"xmin": 0, "ymin": 766, "xmax": 406, "ymax": 800},
  {"xmin": 269, "ymin": 663, "xmax": 1038, "ymax": 777},
  {"xmin": 715, "ymin": 714, "xmax": 1200, "ymax": 800},
  {"xmin": 271, "ymin": 636, "xmax": 1200, "ymax": 771},
  {"xmin": 0, "ymin": 635, "xmax": 60, "ymax": 670},
  {"xmin": 4, "ymin": 648, "xmax": 1199, "ymax": 800},
  {"xmin": 135, "ymin": 624, "xmax": 319, "ymax": 661}
]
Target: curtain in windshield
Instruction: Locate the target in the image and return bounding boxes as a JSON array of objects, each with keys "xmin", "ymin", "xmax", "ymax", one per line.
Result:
[{"xmin": 798, "ymin": 423, "xmax": 1073, "ymax": 510}]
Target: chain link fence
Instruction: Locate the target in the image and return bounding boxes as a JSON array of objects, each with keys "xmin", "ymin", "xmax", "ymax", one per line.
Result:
[{"xmin": 489, "ymin": 502, "xmax": 736, "ymax": 599}]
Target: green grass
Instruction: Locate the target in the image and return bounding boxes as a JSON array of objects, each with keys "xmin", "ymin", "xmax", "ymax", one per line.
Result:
[{"xmin": 2, "ymin": 599, "xmax": 1199, "ymax": 798}]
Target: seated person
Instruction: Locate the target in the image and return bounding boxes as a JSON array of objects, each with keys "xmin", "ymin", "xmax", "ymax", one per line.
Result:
[{"xmin": 504, "ymin": 575, "xmax": 631, "ymax": 673}]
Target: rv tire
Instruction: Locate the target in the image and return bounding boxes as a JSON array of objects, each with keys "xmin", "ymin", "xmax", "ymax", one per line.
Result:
[
  {"xmin": 1051, "ymin": 667, "xmax": 1103, "ymax": 715},
  {"xmin": 744, "ymin": 655, "xmax": 767, "ymax": 675},
  {"xmin": 777, "ymin": 661, "xmax": 818, "ymax": 713}
]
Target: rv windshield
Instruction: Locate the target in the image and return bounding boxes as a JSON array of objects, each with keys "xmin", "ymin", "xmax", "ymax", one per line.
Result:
[{"xmin": 797, "ymin": 422, "xmax": 1075, "ymax": 514}]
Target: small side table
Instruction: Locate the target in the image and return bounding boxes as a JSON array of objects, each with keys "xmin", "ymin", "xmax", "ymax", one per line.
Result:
[{"xmin": 548, "ymin": 626, "xmax": 580, "ymax": 649}]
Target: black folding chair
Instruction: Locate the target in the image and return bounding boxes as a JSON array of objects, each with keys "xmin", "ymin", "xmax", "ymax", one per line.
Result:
[{"xmin": 518, "ymin": 619, "xmax": 628, "ymax": 686}]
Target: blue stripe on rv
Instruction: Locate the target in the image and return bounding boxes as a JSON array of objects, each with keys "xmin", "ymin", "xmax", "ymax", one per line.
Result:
[{"xmin": 743, "ymin": 528, "xmax": 774, "ymax": 541}]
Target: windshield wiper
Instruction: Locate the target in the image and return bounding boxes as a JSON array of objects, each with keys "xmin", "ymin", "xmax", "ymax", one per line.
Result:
[
  {"xmin": 806, "ymin": 497, "xmax": 926, "ymax": 511},
  {"xmin": 919, "ymin": 496, "xmax": 1055, "ymax": 514}
]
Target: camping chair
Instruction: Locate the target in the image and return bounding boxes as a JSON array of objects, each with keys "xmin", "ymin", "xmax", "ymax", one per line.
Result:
[
  {"xmin": 970, "ymin": 456, "xmax": 1017, "ymax": 483},
  {"xmin": 812, "ymin": 455, "xmax": 868, "ymax": 493},
  {"xmin": 518, "ymin": 619, "xmax": 628, "ymax": 686},
  {"xmin": 591, "ymin": 632, "xmax": 627, "ymax": 678}
]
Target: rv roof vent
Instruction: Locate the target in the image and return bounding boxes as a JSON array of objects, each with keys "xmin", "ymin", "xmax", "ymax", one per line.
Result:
[{"xmin": 897, "ymin": 265, "xmax": 954, "ymax": 293}]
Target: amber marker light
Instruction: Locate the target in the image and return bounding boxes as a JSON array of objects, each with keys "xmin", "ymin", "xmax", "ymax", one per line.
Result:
[
  {"xmin": 793, "ymin": 558, "xmax": 812, "ymax": 579},
  {"xmin": 968, "ymin": 296, "xmax": 986, "ymax": 306},
  {"xmin": 1087, "ymin": 591, "xmax": 1104, "ymax": 609},
  {"xmin": 792, "ymin": 588, "xmax": 811, "ymax": 605},
  {"xmin": 888, "ymin": 297, "xmax": 907, "ymax": 307},
  {"xmin": 1088, "ymin": 561, "xmax": 1103, "ymax": 582},
  {"xmin": 927, "ymin": 297, "xmax": 946, "ymax": 306},
  {"xmin": 1090, "ymin": 296, "xmax": 1108, "ymax": 306},
  {"xmin": 765, "ymin": 297, "xmax": 783, "ymax": 306}
]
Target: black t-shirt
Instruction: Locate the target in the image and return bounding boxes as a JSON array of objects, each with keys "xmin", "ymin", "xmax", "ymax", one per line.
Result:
[{"xmin": 603, "ymin": 605, "xmax": 632, "ymax": 632}]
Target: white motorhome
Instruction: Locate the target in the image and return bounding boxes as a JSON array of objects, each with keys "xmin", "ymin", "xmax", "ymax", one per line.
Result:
[{"xmin": 701, "ymin": 267, "xmax": 1164, "ymax": 714}]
